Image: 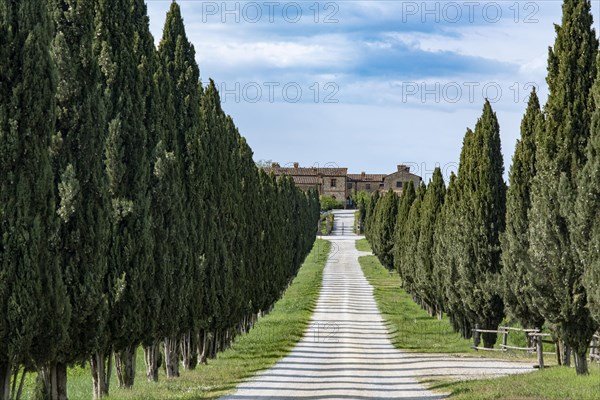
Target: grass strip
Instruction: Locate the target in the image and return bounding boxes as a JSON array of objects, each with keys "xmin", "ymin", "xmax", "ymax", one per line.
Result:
[
  {"xmin": 355, "ymin": 238, "xmax": 372, "ymax": 252},
  {"xmin": 427, "ymin": 364, "xmax": 600, "ymax": 399}
]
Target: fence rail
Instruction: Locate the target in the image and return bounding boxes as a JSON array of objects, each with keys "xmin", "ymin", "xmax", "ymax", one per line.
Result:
[{"xmin": 471, "ymin": 325, "xmax": 600, "ymax": 369}]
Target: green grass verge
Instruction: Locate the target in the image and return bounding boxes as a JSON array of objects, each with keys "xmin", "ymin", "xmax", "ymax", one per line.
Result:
[
  {"xmin": 355, "ymin": 238, "xmax": 372, "ymax": 252},
  {"xmin": 21, "ymin": 239, "xmax": 330, "ymax": 400},
  {"xmin": 428, "ymin": 364, "xmax": 600, "ymax": 399}
]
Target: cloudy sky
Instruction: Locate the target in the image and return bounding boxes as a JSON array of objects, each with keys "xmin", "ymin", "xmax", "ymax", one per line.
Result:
[{"xmin": 146, "ymin": 0, "xmax": 599, "ymax": 182}]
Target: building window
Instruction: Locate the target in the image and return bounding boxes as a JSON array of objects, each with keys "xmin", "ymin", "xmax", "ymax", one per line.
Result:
[
  {"xmin": 379, "ymin": 182, "xmax": 384, "ymax": 188},
  {"xmin": 347, "ymin": 183, "xmax": 353, "ymax": 189},
  {"xmin": 366, "ymin": 183, "xmax": 371, "ymax": 190},
  {"xmin": 331, "ymin": 178, "xmax": 337, "ymax": 187},
  {"xmin": 396, "ymin": 181, "xmax": 403, "ymax": 188}
]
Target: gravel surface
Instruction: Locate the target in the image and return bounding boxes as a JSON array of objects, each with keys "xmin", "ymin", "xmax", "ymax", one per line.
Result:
[{"xmin": 222, "ymin": 211, "xmax": 533, "ymax": 399}]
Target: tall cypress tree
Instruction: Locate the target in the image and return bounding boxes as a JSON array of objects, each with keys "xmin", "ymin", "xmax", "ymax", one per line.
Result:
[
  {"xmin": 414, "ymin": 168, "xmax": 446, "ymax": 317},
  {"xmin": 364, "ymin": 190, "xmax": 379, "ymax": 241},
  {"xmin": 373, "ymin": 189, "xmax": 398, "ymax": 269},
  {"xmin": 574, "ymin": 57, "xmax": 600, "ymax": 326},
  {"xmin": 157, "ymin": 1, "xmax": 204, "ymax": 372},
  {"xmin": 0, "ymin": 0, "xmax": 69, "ymax": 398},
  {"xmin": 394, "ymin": 181, "xmax": 416, "ymax": 279},
  {"xmin": 433, "ymin": 173, "xmax": 472, "ymax": 337},
  {"xmin": 34, "ymin": 0, "xmax": 112, "ymax": 396},
  {"xmin": 501, "ymin": 89, "xmax": 545, "ymax": 331},
  {"xmin": 528, "ymin": 0, "xmax": 598, "ymax": 374},
  {"xmin": 400, "ymin": 183, "xmax": 426, "ymax": 296},
  {"xmin": 94, "ymin": 0, "xmax": 156, "ymax": 391},
  {"xmin": 455, "ymin": 101, "xmax": 506, "ymax": 348}
]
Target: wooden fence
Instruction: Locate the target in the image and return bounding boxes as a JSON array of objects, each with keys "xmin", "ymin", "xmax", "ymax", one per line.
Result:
[{"xmin": 472, "ymin": 325, "xmax": 599, "ymax": 369}]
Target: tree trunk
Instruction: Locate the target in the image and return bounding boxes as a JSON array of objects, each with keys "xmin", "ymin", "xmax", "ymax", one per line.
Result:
[
  {"xmin": 555, "ymin": 340, "xmax": 562, "ymax": 365},
  {"xmin": 482, "ymin": 332, "xmax": 497, "ymax": 349},
  {"xmin": 561, "ymin": 342, "xmax": 571, "ymax": 367},
  {"xmin": 207, "ymin": 330, "xmax": 217, "ymax": 359},
  {"xmin": 90, "ymin": 352, "xmax": 111, "ymax": 399},
  {"xmin": 198, "ymin": 330, "xmax": 209, "ymax": 365},
  {"xmin": 180, "ymin": 332, "xmax": 197, "ymax": 371},
  {"xmin": 114, "ymin": 345, "xmax": 136, "ymax": 389},
  {"xmin": 39, "ymin": 363, "xmax": 67, "ymax": 400},
  {"xmin": 0, "ymin": 362, "xmax": 11, "ymax": 400},
  {"xmin": 574, "ymin": 350, "xmax": 589, "ymax": 375},
  {"xmin": 143, "ymin": 343, "xmax": 160, "ymax": 382},
  {"xmin": 163, "ymin": 337, "xmax": 180, "ymax": 378}
]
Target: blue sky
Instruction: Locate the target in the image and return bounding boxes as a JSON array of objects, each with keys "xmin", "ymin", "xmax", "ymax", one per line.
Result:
[{"xmin": 146, "ymin": 0, "xmax": 599, "ymax": 182}]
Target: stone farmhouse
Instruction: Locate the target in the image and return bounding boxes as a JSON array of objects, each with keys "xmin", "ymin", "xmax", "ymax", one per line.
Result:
[{"xmin": 265, "ymin": 163, "xmax": 422, "ymax": 208}]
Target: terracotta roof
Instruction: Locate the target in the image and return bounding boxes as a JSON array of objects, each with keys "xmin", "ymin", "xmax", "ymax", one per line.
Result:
[
  {"xmin": 385, "ymin": 171, "xmax": 422, "ymax": 181},
  {"xmin": 347, "ymin": 174, "xmax": 386, "ymax": 182},
  {"xmin": 264, "ymin": 167, "xmax": 347, "ymax": 176},
  {"xmin": 292, "ymin": 176, "xmax": 321, "ymax": 185}
]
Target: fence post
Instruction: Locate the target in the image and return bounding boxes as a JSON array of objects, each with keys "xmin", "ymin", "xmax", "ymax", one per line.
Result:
[
  {"xmin": 473, "ymin": 324, "xmax": 480, "ymax": 351},
  {"xmin": 591, "ymin": 336, "xmax": 598, "ymax": 362},
  {"xmin": 536, "ymin": 335, "xmax": 544, "ymax": 369},
  {"xmin": 502, "ymin": 328, "xmax": 508, "ymax": 351}
]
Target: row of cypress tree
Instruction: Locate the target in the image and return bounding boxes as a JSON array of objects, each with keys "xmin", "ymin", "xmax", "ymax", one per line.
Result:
[
  {"xmin": 0, "ymin": 1, "xmax": 320, "ymax": 399},
  {"xmin": 365, "ymin": 0, "xmax": 600, "ymax": 375}
]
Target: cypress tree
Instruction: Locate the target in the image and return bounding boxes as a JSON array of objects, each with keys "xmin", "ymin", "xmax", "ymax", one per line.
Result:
[
  {"xmin": 455, "ymin": 101, "xmax": 506, "ymax": 348},
  {"xmin": 158, "ymin": 2, "xmax": 204, "ymax": 372},
  {"xmin": 197, "ymin": 80, "xmax": 233, "ymax": 356},
  {"xmin": 152, "ymin": 1, "xmax": 203, "ymax": 377},
  {"xmin": 528, "ymin": 0, "xmax": 598, "ymax": 374},
  {"xmin": 400, "ymin": 183, "xmax": 426, "ymax": 296},
  {"xmin": 501, "ymin": 89, "xmax": 545, "ymax": 331},
  {"xmin": 574, "ymin": 57, "xmax": 600, "ymax": 326},
  {"xmin": 433, "ymin": 173, "xmax": 472, "ymax": 337},
  {"xmin": 394, "ymin": 181, "xmax": 416, "ymax": 279},
  {"xmin": 32, "ymin": 0, "xmax": 112, "ymax": 396},
  {"xmin": 414, "ymin": 168, "xmax": 446, "ymax": 317},
  {"xmin": 0, "ymin": 0, "xmax": 70, "ymax": 398},
  {"xmin": 373, "ymin": 189, "xmax": 398, "ymax": 269},
  {"xmin": 364, "ymin": 190, "xmax": 379, "ymax": 241},
  {"xmin": 94, "ymin": 0, "xmax": 156, "ymax": 391}
]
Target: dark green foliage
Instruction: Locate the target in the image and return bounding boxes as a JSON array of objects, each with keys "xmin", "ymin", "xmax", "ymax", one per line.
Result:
[
  {"xmin": 528, "ymin": 0, "xmax": 598, "ymax": 374},
  {"xmin": 151, "ymin": 3, "xmax": 202, "ymax": 375},
  {"xmin": 51, "ymin": 0, "xmax": 111, "ymax": 364},
  {"xmin": 432, "ymin": 173, "xmax": 472, "ymax": 338},
  {"xmin": 370, "ymin": 189, "xmax": 398, "ymax": 270},
  {"xmin": 0, "ymin": 0, "xmax": 69, "ymax": 395},
  {"xmin": 95, "ymin": 1, "xmax": 156, "ymax": 387},
  {"xmin": 501, "ymin": 89, "xmax": 545, "ymax": 330},
  {"xmin": 393, "ymin": 181, "xmax": 416, "ymax": 279},
  {"xmin": 399, "ymin": 183, "xmax": 426, "ymax": 295},
  {"xmin": 414, "ymin": 168, "xmax": 446, "ymax": 316},
  {"xmin": 454, "ymin": 101, "xmax": 506, "ymax": 348},
  {"xmin": 575, "ymin": 59, "xmax": 600, "ymax": 326},
  {"xmin": 364, "ymin": 190, "xmax": 379, "ymax": 240}
]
